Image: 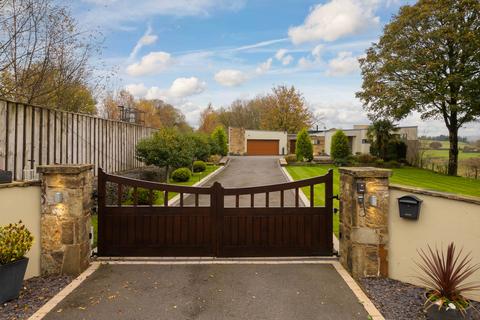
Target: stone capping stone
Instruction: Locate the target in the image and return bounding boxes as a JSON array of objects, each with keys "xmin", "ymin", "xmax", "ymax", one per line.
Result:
[
  {"xmin": 37, "ymin": 164, "xmax": 94, "ymax": 174},
  {"xmin": 390, "ymin": 183, "xmax": 480, "ymax": 206},
  {"xmin": 0, "ymin": 180, "xmax": 41, "ymax": 189},
  {"xmin": 338, "ymin": 167, "xmax": 392, "ymax": 178}
]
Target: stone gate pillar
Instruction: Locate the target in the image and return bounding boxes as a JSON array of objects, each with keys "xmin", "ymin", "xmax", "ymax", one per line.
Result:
[
  {"xmin": 37, "ymin": 164, "xmax": 93, "ymax": 276},
  {"xmin": 338, "ymin": 167, "xmax": 392, "ymax": 278}
]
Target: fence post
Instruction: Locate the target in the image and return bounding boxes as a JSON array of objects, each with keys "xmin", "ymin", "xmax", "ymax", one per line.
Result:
[
  {"xmin": 37, "ymin": 164, "xmax": 94, "ymax": 275},
  {"xmin": 338, "ymin": 167, "xmax": 392, "ymax": 278}
]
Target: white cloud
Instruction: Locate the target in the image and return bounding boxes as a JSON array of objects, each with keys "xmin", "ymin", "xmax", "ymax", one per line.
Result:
[
  {"xmin": 80, "ymin": 0, "xmax": 246, "ymax": 30},
  {"xmin": 168, "ymin": 77, "xmax": 207, "ymax": 98},
  {"xmin": 126, "ymin": 51, "xmax": 172, "ymax": 76},
  {"xmin": 129, "ymin": 25, "xmax": 158, "ymax": 60},
  {"xmin": 232, "ymin": 38, "xmax": 289, "ymax": 52},
  {"xmin": 288, "ymin": 0, "xmax": 380, "ymax": 44},
  {"xmin": 326, "ymin": 51, "xmax": 360, "ymax": 76},
  {"xmin": 281, "ymin": 55, "xmax": 294, "ymax": 66},
  {"xmin": 125, "ymin": 83, "xmax": 148, "ymax": 97},
  {"xmin": 275, "ymin": 49, "xmax": 288, "ymax": 61},
  {"xmin": 214, "ymin": 69, "xmax": 248, "ymax": 87},
  {"xmin": 298, "ymin": 57, "xmax": 313, "ymax": 69},
  {"xmin": 312, "ymin": 45, "xmax": 324, "ymax": 60},
  {"xmin": 126, "ymin": 77, "xmax": 206, "ymax": 102},
  {"xmin": 255, "ymin": 58, "xmax": 272, "ymax": 74}
]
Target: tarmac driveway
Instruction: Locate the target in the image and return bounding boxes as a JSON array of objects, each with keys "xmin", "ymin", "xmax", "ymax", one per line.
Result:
[
  {"xmin": 184, "ymin": 156, "xmax": 300, "ymax": 207},
  {"xmin": 43, "ymin": 263, "xmax": 370, "ymax": 320}
]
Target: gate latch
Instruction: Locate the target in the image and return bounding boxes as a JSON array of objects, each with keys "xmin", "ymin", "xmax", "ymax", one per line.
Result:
[{"xmin": 331, "ymin": 195, "xmax": 339, "ymax": 200}]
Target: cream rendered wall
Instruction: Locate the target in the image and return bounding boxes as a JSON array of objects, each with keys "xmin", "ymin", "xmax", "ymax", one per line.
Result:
[
  {"xmin": 388, "ymin": 187, "xmax": 480, "ymax": 301},
  {"xmin": 245, "ymin": 130, "xmax": 288, "ymax": 155},
  {"xmin": 0, "ymin": 183, "xmax": 41, "ymax": 279}
]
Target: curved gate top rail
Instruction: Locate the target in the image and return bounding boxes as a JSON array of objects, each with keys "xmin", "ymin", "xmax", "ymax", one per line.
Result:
[
  {"xmin": 97, "ymin": 167, "xmax": 334, "ymax": 257},
  {"xmin": 98, "ymin": 168, "xmax": 333, "ymax": 196}
]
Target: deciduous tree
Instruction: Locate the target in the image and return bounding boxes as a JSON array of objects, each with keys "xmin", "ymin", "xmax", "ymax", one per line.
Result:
[
  {"xmin": 198, "ymin": 104, "xmax": 220, "ymax": 134},
  {"xmin": 357, "ymin": 0, "xmax": 480, "ymax": 175},
  {"xmin": 261, "ymin": 85, "xmax": 313, "ymax": 133},
  {"xmin": 0, "ymin": 0, "xmax": 102, "ymax": 113},
  {"xmin": 136, "ymin": 128, "xmax": 194, "ymax": 182}
]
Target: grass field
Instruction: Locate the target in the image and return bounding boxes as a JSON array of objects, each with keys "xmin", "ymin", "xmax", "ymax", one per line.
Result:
[
  {"xmin": 286, "ymin": 164, "xmax": 480, "ymax": 237},
  {"xmin": 420, "ymin": 139, "xmax": 469, "ymax": 149},
  {"xmin": 423, "ymin": 149, "xmax": 480, "ymax": 159},
  {"xmin": 91, "ymin": 164, "xmax": 220, "ymax": 248}
]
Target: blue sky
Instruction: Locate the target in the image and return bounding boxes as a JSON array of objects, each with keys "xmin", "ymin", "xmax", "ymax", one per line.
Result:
[{"xmin": 73, "ymin": 0, "xmax": 479, "ymax": 137}]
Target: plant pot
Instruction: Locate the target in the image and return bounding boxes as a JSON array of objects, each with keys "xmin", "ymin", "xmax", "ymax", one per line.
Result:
[
  {"xmin": 424, "ymin": 292, "xmax": 473, "ymax": 320},
  {"xmin": 0, "ymin": 258, "xmax": 29, "ymax": 304},
  {"xmin": 0, "ymin": 170, "xmax": 13, "ymax": 184}
]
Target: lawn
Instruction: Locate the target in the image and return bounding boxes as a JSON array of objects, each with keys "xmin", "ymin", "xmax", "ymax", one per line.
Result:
[
  {"xmin": 286, "ymin": 164, "xmax": 480, "ymax": 238},
  {"xmin": 91, "ymin": 164, "xmax": 220, "ymax": 248}
]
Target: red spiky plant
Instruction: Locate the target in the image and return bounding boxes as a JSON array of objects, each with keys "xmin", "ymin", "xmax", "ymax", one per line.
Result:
[{"xmin": 416, "ymin": 243, "xmax": 480, "ymax": 313}]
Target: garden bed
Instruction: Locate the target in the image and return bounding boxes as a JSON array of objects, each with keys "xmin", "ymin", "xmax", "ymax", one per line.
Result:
[
  {"xmin": 360, "ymin": 277, "xmax": 480, "ymax": 320},
  {"xmin": 0, "ymin": 274, "xmax": 72, "ymax": 320}
]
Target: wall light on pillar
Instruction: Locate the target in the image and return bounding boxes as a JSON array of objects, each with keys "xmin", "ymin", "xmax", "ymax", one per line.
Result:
[{"xmin": 54, "ymin": 192, "xmax": 63, "ymax": 204}]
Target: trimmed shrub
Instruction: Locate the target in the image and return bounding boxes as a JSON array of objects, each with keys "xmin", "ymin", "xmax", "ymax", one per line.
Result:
[
  {"xmin": 384, "ymin": 160, "xmax": 401, "ymax": 168},
  {"xmin": 284, "ymin": 154, "xmax": 297, "ymax": 163},
  {"xmin": 331, "ymin": 130, "xmax": 350, "ymax": 160},
  {"xmin": 354, "ymin": 153, "xmax": 377, "ymax": 164},
  {"xmin": 295, "ymin": 128, "xmax": 313, "ymax": 162},
  {"xmin": 0, "ymin": 221, "xmax": 34, "ymax": 264},
  {"xmin": 208, "ymin": 154, "xmax": 222, "ymax": 164},
  {"xmin": 193, "ymin": 160, "xmax": 207, "ymax": 173},
  {"xmin": 129, "ymin": 188, "xmax": 159, "ymax": 205},
  {"xmin": 429, "ymin": 141, "xmax": 442, "ymax": 149},
  {"xmin": 171, "ymin": 167, "xmax": 192, "ymax": 182},
  {"xmin": 375, "ymin": 159, "xmax": 385, "ymax": 167},
  {"xmin": 333, "ymin": 157, "xmax": 350, "ymax": 167}
]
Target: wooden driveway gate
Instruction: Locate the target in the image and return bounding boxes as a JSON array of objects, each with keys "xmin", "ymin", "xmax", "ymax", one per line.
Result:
[{"xmin": 97, "ymin": 168, "xmax": 334, "ymax": 257}]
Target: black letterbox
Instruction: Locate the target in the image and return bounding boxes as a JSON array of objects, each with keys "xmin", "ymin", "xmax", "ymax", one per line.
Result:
[
  {"xmin": 0, "ymin": 170, "xmax": 12, "ymax": 184},
  {"xmin": 398, "ymin": 195, "xmax": 422, "ymax": 220}
]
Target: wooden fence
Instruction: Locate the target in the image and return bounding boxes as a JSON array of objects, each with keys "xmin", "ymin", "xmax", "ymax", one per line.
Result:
[{"xmin": 0, "ymin": 99, "xmax": 156, "ymax": 181}]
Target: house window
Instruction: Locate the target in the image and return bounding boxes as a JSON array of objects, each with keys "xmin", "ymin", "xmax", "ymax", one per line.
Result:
[
  {"xmin": 361, "ymin": 139, "xmax": 369, "ymax": 144},
  {"xmin": 311, "ymin": 139, "xmax": 318, "ymax": 145}
]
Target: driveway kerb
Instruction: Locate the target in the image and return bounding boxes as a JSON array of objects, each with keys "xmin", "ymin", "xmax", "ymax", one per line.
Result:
[
  {"xmin": 28, "ymin": 262, "xmax": 101, "ymax": 320},
  {"xmin": 29, "ymin": 260, "xmax": 384, "ymax": 320},
  {"xmin": 168, "ymin": 160, "xmax": 229, "ymax": 206}
]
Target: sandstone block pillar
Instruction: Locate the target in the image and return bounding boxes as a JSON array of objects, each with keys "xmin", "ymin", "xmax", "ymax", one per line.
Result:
[
  {"xmin": 339, "ymin": 167, "xmax": 392, "ymax": 278},
  {"xmin": 37, "ymin": 164, "xmax": 93, "ymax": 276}
]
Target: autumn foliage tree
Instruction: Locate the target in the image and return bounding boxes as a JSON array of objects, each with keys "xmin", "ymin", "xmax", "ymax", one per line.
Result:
[
  {"xmin": 261, "ymin": 85, "xmax": 313, "ymax": 133},
  {"xmin": 200, "ymin": 86, "xmax": 314, "ymax": 134},
  {"xmin": 198, "ymin": 104, "xmax": 220, "ymax": 134},
  {"xmin": 0, "ymin": 0, "xmax": 103, "ymax": 113},
  {"xmin": 357, "ymin": 0, "xmax": 480, "ymax": 176}
]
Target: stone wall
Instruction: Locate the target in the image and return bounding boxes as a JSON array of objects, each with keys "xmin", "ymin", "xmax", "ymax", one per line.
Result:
[
  {"xmin": 339, "ymin": 167, "xmax": 391, "ymax": 279},
  {"xmin": 229, "ymin": 127, "xmax": 246, "ymax": 155},
  {"xmin": 37, "ymin": 164, "xmax": 93, "ymax": 276}
]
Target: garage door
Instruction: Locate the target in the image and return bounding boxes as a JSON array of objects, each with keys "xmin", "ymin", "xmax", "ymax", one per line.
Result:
[{"xmin": 247, "ymin": 139, "xmax": 279, "ymax": 155}]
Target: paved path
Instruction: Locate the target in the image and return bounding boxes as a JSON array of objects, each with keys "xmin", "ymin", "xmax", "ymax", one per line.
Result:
[
  {"xmin": 44, "ymin": 263, "xmax": 369, "ymax": 320},
  {"xmin": 184, "ymin": 156, "xmax": 300, "ymax": 207}
]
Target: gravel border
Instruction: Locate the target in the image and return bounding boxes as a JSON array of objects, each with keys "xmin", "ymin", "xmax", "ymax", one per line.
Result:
[
  {"xmin": 360, "ymin": 278, "xmax": 480, "ymax": 320},
  {"xmin": 0, "ymin": 275, "xmax": 72, "ymax": 320}
]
